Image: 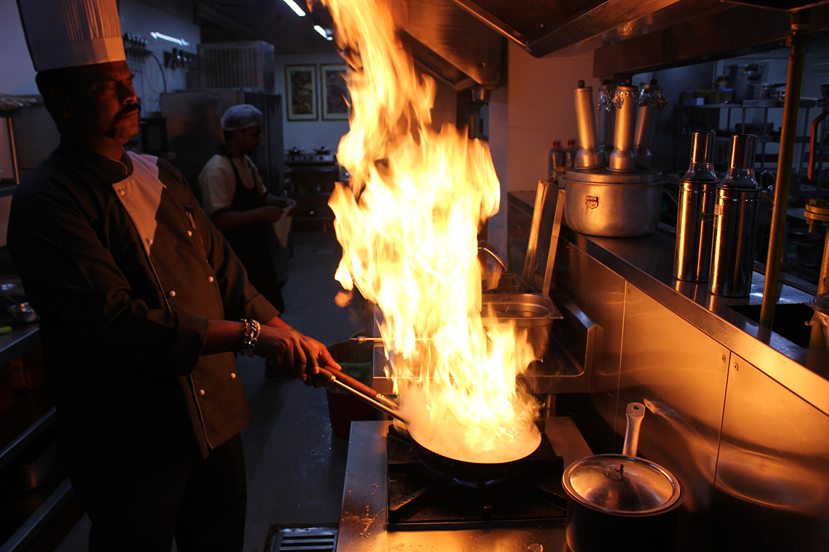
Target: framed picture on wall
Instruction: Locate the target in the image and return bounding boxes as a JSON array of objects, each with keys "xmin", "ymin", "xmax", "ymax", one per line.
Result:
[
  {"xmin": 320, "ymin": 64, "xmax": 350, "ymax": 121},
  {"xmin": 285, "ymin": 65, "xmax": 318, "ymax": 121}
]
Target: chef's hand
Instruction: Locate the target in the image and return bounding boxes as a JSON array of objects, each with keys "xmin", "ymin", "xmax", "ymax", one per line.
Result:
[
  {"xmin": 259, "ymin": 206, "xmax": 284, "ymax": 223},
  {"xmin": 276, "ymin": 197, "xmax": 297, "ymax": 211},
  {"xmin": 257, "ymin": 325, "xmax": 341, "ymax": 385}
]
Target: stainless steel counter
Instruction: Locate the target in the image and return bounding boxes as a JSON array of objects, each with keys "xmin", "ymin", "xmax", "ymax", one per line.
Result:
[
  {"xmin": 336, "ymin": 419, "xmax": 591, "ymax": 552},
  {"xmin": 510, "ymin": 190, "xmax": 829, "ymax": 416},
  {"xmin": 508, "ymin": 190, "xmax": 829, "ymax": 551}
]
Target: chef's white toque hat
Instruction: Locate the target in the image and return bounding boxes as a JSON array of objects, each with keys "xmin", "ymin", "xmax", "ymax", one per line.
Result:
[{"xmin": 16, "ymin": 0, "xmax": 126, "ymax": 72}]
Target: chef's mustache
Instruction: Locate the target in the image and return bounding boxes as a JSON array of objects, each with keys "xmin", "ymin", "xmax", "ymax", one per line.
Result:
[
  {"xmin": 116, "ymin": 102, "xmax": 141, "ymax": 119},
  {"xmin": 105, "ymin": 102, "xmax": 141, "ymax": 137}
]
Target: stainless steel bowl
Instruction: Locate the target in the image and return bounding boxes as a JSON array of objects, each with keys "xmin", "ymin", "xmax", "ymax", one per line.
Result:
[{"xmin": 481, "ymin": 293, "xmax": 562, "ymax": 360}]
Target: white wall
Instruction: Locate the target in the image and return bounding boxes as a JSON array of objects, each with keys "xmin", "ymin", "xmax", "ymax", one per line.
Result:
[
  {"xmin": 119, "ymin": 0, "xmax": 200, "ymax": 114},
  {"xmin": 505, "ymin": 43, "xmax": 599, "ymax": 192},
  {"xmin": 275, "ymin": 52, "xmax": 457, "ymax": 155},
  {"xmin": 487, "ymin": 42, "xmax": 596, "ymax": 256},
  {"xmin": 0, "ymin": 0, "xmax": 38, "ymax": 179},
  {"xmin": 275, "ymin": 52, "xmax": 351, "ymax": 153}
]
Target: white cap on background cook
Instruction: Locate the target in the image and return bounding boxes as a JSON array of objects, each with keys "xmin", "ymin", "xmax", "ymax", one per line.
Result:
[
  {"xmin": 16, "ymin": 0, "xmax": 126, "ymax": 71},
  {"xmin": 221, "ymin": 105, "xmax": 264, "ymax": 132}
]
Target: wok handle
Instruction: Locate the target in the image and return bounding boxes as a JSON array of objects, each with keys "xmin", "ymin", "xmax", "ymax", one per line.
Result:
[
  {"xmin": 316, "ymin": 366, "xmax": 408, "ymax": 424},
  {"xmin": 622, "ymin": 402, "xmax": 645, "ymax": 457}
]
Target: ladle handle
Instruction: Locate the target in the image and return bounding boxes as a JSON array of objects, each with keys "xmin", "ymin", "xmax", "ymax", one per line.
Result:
[
  {"xmin": 316, "ymin": 366, "xmax": 408, "ymax": 423},
  {"xmin": 622, "ymin": 402, "xmax": 645, "ymax": 457}
]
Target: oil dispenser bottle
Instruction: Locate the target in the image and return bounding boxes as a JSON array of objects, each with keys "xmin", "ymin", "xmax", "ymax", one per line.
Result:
[
  {"xmin": 674, "ymin": 130, "xmax": 718, "ymax": 282},
  {"xmin": 709, "ymin": 134, "xmax": 761, "ymax": 297},
  {"xmin": 547, "ymin": 140, "xmax": 565, "ymax": 181},
  {"xmin": 565, "ymin": 139, "xmax": 577, "ymax": 169}
]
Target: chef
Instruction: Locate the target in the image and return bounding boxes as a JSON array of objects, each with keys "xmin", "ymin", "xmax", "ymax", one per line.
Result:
[
  {"xmin": 199, "ymin": 104, "xmax": 294, "ymax": 315},
  {"xmin": 8, "ymin": 1, "xmax": 340, "ymax": 551}
]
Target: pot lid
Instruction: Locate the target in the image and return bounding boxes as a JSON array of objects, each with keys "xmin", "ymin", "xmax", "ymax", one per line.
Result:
[
  {"xmin": 563, "ymin": 454, "xmax": 681, "ymax": 515},
  {"xmin": 561, "ymin": 168, "xmax": 663, "ymax": 184}
]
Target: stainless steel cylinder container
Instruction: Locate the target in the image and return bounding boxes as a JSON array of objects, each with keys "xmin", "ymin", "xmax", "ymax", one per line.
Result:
[
  {"xmin": 609, "ymin": 85, "xmax": 638, "ymax": 172},
  {"xmin": 674, "ymin": 130, "xmax": 718, "ymax": 282},
  {"xmin": 634, "ymin": 104, "xmax": 658, "ymax": 168},
  {"xmin": 561, "ymin": 168, "xmax": 664, "ymax": 237},
  {"xmin": 710, "ymin": 135, "xmax": 761, "ymax": 297},
  {"xmin": 634, "ymin": 80, "xmax": 667, "ymax": 169},
  {"xmin": 597, "ymin": 81, "xmax": 616, "ymax": 160},
  {"xmin": 574, "ymin": 82, "xmax": 603, "ymax": 169}
]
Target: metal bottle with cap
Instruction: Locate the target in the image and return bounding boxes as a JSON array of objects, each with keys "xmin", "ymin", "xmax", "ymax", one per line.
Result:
[
  {"xmin": 573, "ymin": 80, "xmax": 603, "ymax": 169},
  {"xmin": 709, "ymin": 134, "xmax": 761, "ymax": 297},
  {"xmin": 674, "ymin": 130, "xmax": 718, "ymax": 282},
  {"xmin": 608, "ymin": 84, "xmax": 639, "ymax": 172},
  {"xmin": 634, "ymin": 79, "xmax": 667, "ymax": 169},
  {"xmin": 596, "ymin": 80, "xmax": 616, "ymax": 161}
]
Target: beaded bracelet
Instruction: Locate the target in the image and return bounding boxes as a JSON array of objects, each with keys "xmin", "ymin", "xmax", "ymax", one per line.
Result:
[{"xmin": 240, "ymin": 318, "xmax": 261, "ymax": 357}]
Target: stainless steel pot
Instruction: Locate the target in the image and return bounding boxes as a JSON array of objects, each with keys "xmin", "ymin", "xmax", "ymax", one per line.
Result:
[
  {"xmin": 809, "ymin": 293, "xmax": 829, "ymax": 352},
  {"xmin": 562, "ymin": 402, "xmax": 683, "ymax": 552},
  {"xmin": 561, "ymin": 168, "xmax": 664, "ymax": 237}
]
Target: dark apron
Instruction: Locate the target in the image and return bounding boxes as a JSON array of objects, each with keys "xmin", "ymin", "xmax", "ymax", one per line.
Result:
[{"xmin": 220, "ymin": 153, "xmax": 285, "ymax": 313}]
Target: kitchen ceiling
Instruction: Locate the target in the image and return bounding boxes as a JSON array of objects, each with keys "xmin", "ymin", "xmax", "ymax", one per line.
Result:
[
  {"xmin": 192, "ymin": 0, "xmax": 829, "ymax": 87},
  {"xmin": 196, "ymin": 0, "xmax": 337, "ymax": 53}
]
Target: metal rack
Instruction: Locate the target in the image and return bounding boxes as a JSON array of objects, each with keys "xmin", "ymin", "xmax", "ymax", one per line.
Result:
[{"xmin": 676, "ymin": 101, "xmax": 821, "ymax": 190}]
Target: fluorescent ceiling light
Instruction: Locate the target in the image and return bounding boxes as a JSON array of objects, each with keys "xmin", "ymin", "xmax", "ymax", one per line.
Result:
[
  {"xmin": 282, "ymin": 0, "xmax": 306, "ymax": 16},
  {"xmin": 314, "ymin": 25, "xmax": 333, "ymax": 40},
  {"xmin": 150, "ymin": 32, "xmax": 189, "ymax": 47}
]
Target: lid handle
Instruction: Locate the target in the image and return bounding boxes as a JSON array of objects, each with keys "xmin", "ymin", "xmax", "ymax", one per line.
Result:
[{"xmin": 622, "ymin": 402, "xmax": 645, "ymax": 457}]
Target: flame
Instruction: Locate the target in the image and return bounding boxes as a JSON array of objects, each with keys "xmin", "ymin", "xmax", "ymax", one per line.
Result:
[{"xmin": 323, "ymin": 0, "xmax": 540, "ymax": 462}]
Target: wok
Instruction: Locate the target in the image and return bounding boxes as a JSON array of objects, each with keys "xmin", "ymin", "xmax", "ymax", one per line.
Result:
[{"xmin": 316, "ymin": 367, "xmax": 542, "ymax": 483}]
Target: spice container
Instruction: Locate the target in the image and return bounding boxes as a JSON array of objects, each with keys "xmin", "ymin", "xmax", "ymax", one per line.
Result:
[
  {"xmin": 709, "ymin": 134, "xmax": 761, "ymax": 297},
  {"xmin": 674, "ymin": 130, "xmax": 718, "ymax": 282}
]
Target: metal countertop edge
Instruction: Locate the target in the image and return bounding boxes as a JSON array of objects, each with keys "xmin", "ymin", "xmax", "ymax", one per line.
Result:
[{"xmin": 561, "ymin": 227, "xmax": 829, "ymax": 416}]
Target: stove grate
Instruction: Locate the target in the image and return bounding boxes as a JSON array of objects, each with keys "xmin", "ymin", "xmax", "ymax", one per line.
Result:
[{"xmin": 386, "ymin": 428, "xmax": 568, "ymax": 531}]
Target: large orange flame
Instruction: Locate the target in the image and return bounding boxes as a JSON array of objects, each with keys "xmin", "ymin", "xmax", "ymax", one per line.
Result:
[{"xmin": 323, "ymin": 0, "xmax": 540, "ymax": 462}]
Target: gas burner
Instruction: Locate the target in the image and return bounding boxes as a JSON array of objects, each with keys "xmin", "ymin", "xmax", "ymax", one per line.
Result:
[{"xmin": 386, "ymin": 427, "xmax": 568, "ymax": 531}]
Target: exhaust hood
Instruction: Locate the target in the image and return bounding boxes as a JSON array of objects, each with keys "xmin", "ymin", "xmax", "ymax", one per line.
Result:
[
  {"xmin": 390, "ymin": 0, "xmax": 755, "ymax": 88},
  {"xmin": 393, "ymin": 0, "xmax": 729, "ymax": 88},
  {"xmin": 308, "ymin": 0, "xmax": 829, "ymax": 89}
]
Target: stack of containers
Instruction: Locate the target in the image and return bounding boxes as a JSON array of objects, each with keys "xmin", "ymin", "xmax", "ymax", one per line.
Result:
[{"xmin": 561, "ymin": 79, "xmax": 666, "ymax": 237}]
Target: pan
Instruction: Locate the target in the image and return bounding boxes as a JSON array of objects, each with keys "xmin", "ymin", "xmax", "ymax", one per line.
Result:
[
  {"xmin": 561, "ymin": 402, "xmax": 683, "ymax": 552},
  {"xmin": 316, "ymin": 367, "xmax": 542, "ymax": 483}
]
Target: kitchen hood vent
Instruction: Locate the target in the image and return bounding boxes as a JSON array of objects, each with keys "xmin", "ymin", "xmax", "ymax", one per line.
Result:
[
  {"xmin": 310, "ymin": 0, "xmax": 829, "ymax": 89},
  {"xmin": 399, "ymin": 0, "xmax": 505, "ymax": 89},
  {"xmin": 309, "ymin": 0, "xmax": 505, "ymax": 89},
  {"xmin": 448, "ymin": 0, "xmax": 736, "ymax": 57}
]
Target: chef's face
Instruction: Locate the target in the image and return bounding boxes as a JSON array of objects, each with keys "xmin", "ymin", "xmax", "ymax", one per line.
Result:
[
  {"xmin": 235, "ymin": 125, "xmax": 262, "ymax": 154},
  {"xmin": 64, "ymin": 61, "xmax": 140, "ymax": 144}
]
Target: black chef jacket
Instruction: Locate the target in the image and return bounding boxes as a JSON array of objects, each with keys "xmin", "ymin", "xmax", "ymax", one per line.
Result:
[{"xmin": 7, "ymin": 143, "xmax": 279, "ymax": 479}]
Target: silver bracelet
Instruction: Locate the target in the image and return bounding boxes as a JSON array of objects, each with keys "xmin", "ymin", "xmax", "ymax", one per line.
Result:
[{"xmin": 240, "ymin": 318, "xmax": 261, "ymax": 357}]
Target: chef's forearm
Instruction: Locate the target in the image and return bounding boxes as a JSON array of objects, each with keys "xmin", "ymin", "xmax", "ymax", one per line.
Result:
[
  {"xmin": 202, "ymin": 319, "xmax": 247, "ymax": 354},
  {"xmin": 265, "ymin": 316, "xmax": 292, "ymax": 330},
  {"xmin": 202, "ymin": 317, "xmax": 293, "ymax": 355}
]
